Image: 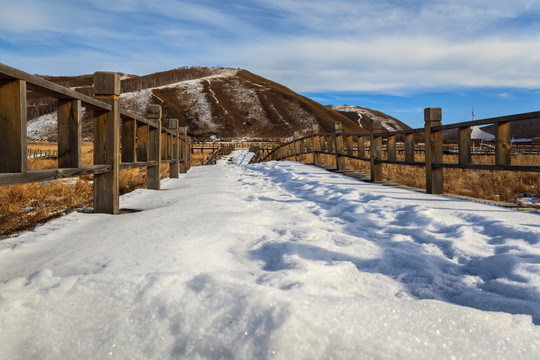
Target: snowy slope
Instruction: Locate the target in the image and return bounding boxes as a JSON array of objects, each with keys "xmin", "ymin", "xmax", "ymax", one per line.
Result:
[
  {"xmin": 1, "ymin": 151, "xmax": 539, "ymax": 359},
  {"xmin": 330, "ymin": 104, "xmax": 410, "ymax": 131}
]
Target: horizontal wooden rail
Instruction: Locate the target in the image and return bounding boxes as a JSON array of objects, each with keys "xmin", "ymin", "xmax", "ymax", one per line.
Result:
[
  {"xmin": 0, "ymin": 165, "xmax": 111, "ymax": 186},
  {"xmin": 254, "ymin": 109, "xmax": 540, "ymax": 196},
  {"xmin": 0, "ymin": 63, "xmax": 111, "ymax": 111},
  {"xmin": 0, "ymin": 63, "xmax": 192, "ymax": 214}
]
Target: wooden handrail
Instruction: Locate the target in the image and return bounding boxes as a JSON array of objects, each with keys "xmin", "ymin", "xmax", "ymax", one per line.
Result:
[
  {"xmin": 254, "ymin": 111, "xmax": 540, "ymax": 196},
  {"xmin": 0, "ymin": 63, "xmax": 192, "ymax": 214}
]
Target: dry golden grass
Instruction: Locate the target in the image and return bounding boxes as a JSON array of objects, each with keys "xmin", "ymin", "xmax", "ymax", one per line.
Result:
[
  {"xmin": 1, "ymin": 142, "xmax": 178, "ymax": 239},
  {"xmin": 190, "ymin": 149, "xmax": 215, "ymax": 166},
  {"xmin": 312, "ymin": 152, "xmax": 540, "ymax": 204}
]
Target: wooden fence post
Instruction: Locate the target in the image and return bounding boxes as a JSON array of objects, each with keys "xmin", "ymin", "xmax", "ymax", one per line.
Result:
[
  {"xmin": 458, "ymin": 126, "xmax": 472, "ymax": 165},
  {"xmin": 312, "ymin": 124, "xmax": 320, "ymax": 165},
  {"xmin": 370, "ymin": 119, "xmax": 383, "ymax": 182},
  {"xmin": 187, "ymin": 138, "xmax": 192, "ymax": 170},
  {"xmin": 346, "ymin": 135, "xmax": 354, "ymax": 156},
  {"xmin": 93, "ymin": 72, "xmax": 120, "ymax": 214},
  {"xmin": 58, "ymin": 99, "xmax": 82, "ymax": 168},
  {"xmin": 0, "ymin": 79, "xmax": 27, "ymax": 173},
  {"xmin": 425, "ymin": 107, "xmax": 443, "ymax": 194},
  {"xmin": 405, "ymin": 133, "xmax": 415, "ymax": 162},
  {"xmin": 496, "ymin": 121, "xmax": 511, "ymax": 165},
  {"xmin": 179, "ymin": 127, "xmax": 187, "ymax": 173},
  {"xmin": 147, "ymin": 105, "xmax": 162, "ymax": 190},
  {"xmin": 293, "ymin": 131, "xmax": 300, "ymax": 161},
  {"xmin": 169, "ymin": 119, "xmax": 179, "ymax": 178},
  {"xmin": 357, "ymin": 136, "xmax": 366, "ymax": 158},
  {"xmin": 334, "ymin": 122, "xmax": 345, "ymax": 170},
  {"xmin": 387, "ymin": 135, "xmax": 397, "ymax": 161}
]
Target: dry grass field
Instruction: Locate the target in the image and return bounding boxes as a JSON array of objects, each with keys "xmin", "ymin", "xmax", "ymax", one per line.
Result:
[
  {"xmin": 1, "ymin": 142, "xmax": 175, "ymax": 239},
  {"xmin": 2, "ymin": 143, "xmax": 537, "ymax": 239},
  {"xmin": 313, "ymin": 152, "xmax": 540, "ymax": 203}
]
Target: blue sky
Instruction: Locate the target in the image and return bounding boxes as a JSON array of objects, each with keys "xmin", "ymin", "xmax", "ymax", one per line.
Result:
[{"xmin": 1, "ymin": 0, "xmax": 540, "ymax": 128}]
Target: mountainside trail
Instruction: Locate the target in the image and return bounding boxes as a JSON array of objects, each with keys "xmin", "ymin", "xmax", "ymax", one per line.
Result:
[{"xmin": 1, "ymin": 151, "xmax": 539, "ymax": 359}]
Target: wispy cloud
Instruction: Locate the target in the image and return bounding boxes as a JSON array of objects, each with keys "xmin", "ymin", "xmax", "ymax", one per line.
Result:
[{"xmin": 2, "ymin": 0, "xmax": 540, "ymax": 94}]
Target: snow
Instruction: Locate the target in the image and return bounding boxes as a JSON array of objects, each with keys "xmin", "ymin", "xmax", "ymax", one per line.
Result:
[
  {"xmin": 330, "ymin": 105, "xmax": 405, "ymax": 131},
  {"xmin": 1, "ymin": 150, "xmax": 540, "ymax": 359},
  {"xmin": 27, "ymin": 112, "xmax": 58, "ymax": 141}
]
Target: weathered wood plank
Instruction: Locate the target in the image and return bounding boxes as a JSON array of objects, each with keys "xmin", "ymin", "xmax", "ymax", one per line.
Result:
[
  {"xmin": 334, "ymin": 122, "xmax": 345, "ymax": 170},
  {"xmin": 57, "ymin": 99, "xmax": 82, "ymax": 168},
  {"xmin": 169, "ymin": 119, "xmax": 179, "ymax": 178},
  {"xmin": 0, "ymin": 62, "xmax": 111, "ymax": 111},
  {"xmin": 387, "ymin": 135, "xmax": 397, "ymax": 162},
  {"xmin": 147, "ymin": 105, "xmax": 162, "ymax": 189},
  {"xmin": 404, "ymin": 133, "xmax": 415, "ymax": 162},
  {"xmin": 0, "ymin": 79, "xmax": 27, "ymax": 173},
  {"xmin": 93, "ymin": 72, "xmax": 121, "ymax": 214},
  {"xmin": 179, "ymin": 127, "xmax": 187, "ymax": 173},
  {"xmin": 0, "ymin": 165, "xmax": 110, "ymax": 186},
  {"xmin": 312, "ymin": 125, "xmax": 321, "ymax": 165},
  {"xmin": 496, "ymin": 121, "xmax": 511, "ymax": 165},
  {"xmin": 122, "ymin": 118, "xmax": 136, "ymax": 162},
  {"xmin": 119, "ymin": 161, "xmax": 158, "ymax": 170},
  {"xmin": 346, "ymin": 135, "xmax": 354, "ymax": 156},
  {"xmin": 458, "ymin": 126, "xmax": 472, "ymax": 165},
  {"xmin": 136, "ymin": 124, "xmax": 149, "ymax": 162},
  {"xmin": 425, "ymin": 107, "xmax": 443, "ymax": 194},
  {"xmin": 370, "ymin": 119, "xmax": 383, "ymax": 182}
]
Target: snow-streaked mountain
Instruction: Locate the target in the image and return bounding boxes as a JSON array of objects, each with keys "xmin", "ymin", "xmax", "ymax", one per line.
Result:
[
  {"xmin": 328, "ymin": 104, "xmax": 411, "ymax": 132},
  {"xmin": 27, "ymin": 68, "xmax": 406, "ymax": 141}
]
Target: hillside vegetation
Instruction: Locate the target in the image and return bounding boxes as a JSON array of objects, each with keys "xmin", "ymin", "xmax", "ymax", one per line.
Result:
[{"xmin": 28, "ymin": 67, "xmax": 406, "ymax": 141}]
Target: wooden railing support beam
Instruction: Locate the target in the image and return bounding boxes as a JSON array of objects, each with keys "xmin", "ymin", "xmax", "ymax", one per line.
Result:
[
  {"xmin": 93, "ymin": 72, "xmax": 121, "ymax": 214},
  {"xmin": 0, "ymin": 79, "xmax": 27, "ymax": 173},
  {"xmin": 312, "ymin": 124, "xmax": 320, "ymax": 165},
  {"xmin": 496, "ymin": 121, "xmax": 511, "ymax": 165},
  {"xmin": 387, "ymin": 135, "xmax": 397, "ymax": 161},
  {"xmin": 334, "ymin": 122, "xmax": 345, "ymax": 170},
  {"xmin": 458, "ymin": 126, "xmax": 472, "ymax": 165},
  {"xmin": 179, "ymin": 127, "xmax": 187, "ymax": 173},
  {"xmin": 58, "ymin": 99, "xmax": 82, "ymax": 168},
  {"xmin": 147, "ymin": 105, "xmax": 162, "ymax": 190},
  {"xmin": 404, "ymin": 133, "xmax": 415, "ymax": 162},
  {"xmin": 425, "ymin": 107, "xmax": 443, "ymax": 194},
  {"xmin": 370, "ymin": 119, "xmax": 382, "ymax": 182},
  {"xmin": 169, "ymin": 119, "xmax": 180, "ymax": 178}
]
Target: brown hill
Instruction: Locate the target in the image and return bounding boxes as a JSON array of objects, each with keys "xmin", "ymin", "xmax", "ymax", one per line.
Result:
[{"xmin": 27, "ymin": 68, "xmax": 404, "ymax": 141}]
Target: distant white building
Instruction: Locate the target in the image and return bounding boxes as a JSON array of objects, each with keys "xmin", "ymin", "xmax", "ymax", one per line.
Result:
[{"xmin": 470, "ymin": 126, "xmax": 495, "ymax": 141}]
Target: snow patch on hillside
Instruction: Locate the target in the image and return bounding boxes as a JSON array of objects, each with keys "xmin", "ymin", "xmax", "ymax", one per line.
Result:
[
  {"xmin": 27, "ymin": 112, "xmax": 57, "ymax": 141},
  {"xmin": 223, "ymin": 78, "xmax": 267, "ymax": 122},
  {"xmin": 331, "ymin": 104, "xmax": 406, "ymax": 131}
]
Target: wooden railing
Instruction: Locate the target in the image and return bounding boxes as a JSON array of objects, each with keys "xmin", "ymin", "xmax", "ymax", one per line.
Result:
[
  {"xmin": 0, "ymin": 63, "xmax": 191, "ymax": 214},
  {"xmin": 202, "ymin": 144, "xmax": 235, "ymax": 165},
  {"xmin": 253, "ymin": 107, "xmax": 540, "ymax": 194}
]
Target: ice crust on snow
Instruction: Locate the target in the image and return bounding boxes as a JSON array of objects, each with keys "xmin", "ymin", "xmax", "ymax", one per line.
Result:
[{"xmin": 1, "ymin": 150, "xmax": 539, "ymax": 359}]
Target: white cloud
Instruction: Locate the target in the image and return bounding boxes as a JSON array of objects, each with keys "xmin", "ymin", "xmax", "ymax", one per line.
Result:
[{"xmin": 2, "ymin": 0, "xmax": 540, "ymax": 94}]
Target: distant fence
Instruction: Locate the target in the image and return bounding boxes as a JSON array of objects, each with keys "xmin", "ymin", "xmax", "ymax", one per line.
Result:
[
  {"xmin": 252, "ymin": 108, "xmax": 540, "ymax": 194},
  {"xmin": 0, "ymin": 63, "xmax": 192, "ymax": 214}
]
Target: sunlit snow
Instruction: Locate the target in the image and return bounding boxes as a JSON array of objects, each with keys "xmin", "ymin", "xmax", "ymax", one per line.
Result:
[{"xmin": 1, "ymin": 150, "xmax": 539, "ymax": 359}]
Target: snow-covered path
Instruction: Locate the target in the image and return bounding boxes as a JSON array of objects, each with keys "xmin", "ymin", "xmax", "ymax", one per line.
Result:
[{"xmin": 1, "ymin": 150, "xmax": 539, "ymax": 359}]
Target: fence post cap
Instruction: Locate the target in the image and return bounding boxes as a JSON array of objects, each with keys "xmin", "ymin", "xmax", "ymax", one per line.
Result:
[
  {"xmin": 147, "ymin": 105, "xmax": 162, "ymax": 119},
  {"xmin": 424, "ymin": 107, "xmax": 442, "ymax": 123},
  {"xmin": 94, "ymin": 72, "xmax": 120, "ymax": 96},
  {"xmin": 370, "ymin": 118, "xmax": 382, "ymax": 131},
  {"xmin": 333, "ymin": 122, "xmax": 343, "ymax": 132},
  {"xmin": 169, "ymin": 119, "xmax": 179, "ymax": 129}
]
